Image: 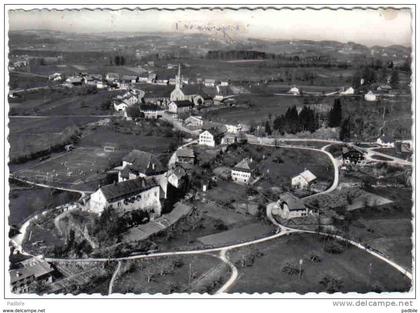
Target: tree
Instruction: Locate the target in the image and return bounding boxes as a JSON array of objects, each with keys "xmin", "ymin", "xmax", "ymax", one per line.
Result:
[
  {"xmin": 339, "ymin": 117, "xmax": 352, "ymax": 141},
  {"xmin": 264, "ymin": 120, "xmax": 272, "ymax": 136},
  {"xmin": 390, "ymin": 70, "xmax": 399, "ymax": 89},
  {"xmin": 328, "ymin": 99, "xmax": 342, "ymax": 127}
]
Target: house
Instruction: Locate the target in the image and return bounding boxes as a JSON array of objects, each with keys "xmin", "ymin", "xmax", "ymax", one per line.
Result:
[
  {"xmin": 396, "ymin": 140, "xmax": 413, "ymax": 153},
  {"xmin": 106, "ymin": 73, "xmax": 120, "ymax": 82},
  {"xmin": 288, "ymin": 86, "xmax": 300, "ymax": 96},
  {"xmin": 231, "ymin": 158, "xmax": 255, "ymax": 184},
  {"xmin": 65, "ymin": 76, "xmax": 83, "ymax": 86},
  {"xmin": 272, "ymin": 193, "xmax": 308, "ymax": 219},
  {"xmin": 199, "ymin": 129, "xmax": 224, "ymax": 147},
  {"xmin": 377, "ymin": 134, "xmax": 394, "ymax": 148},
  {"xmin": 168, "ymin": 100, "xmax": 193, "ymax": 114},
  {"xmin": 291, "ymin": 169, "xmax": 317, "ymax": 189},
  {"xmin": 147, "ymin": 73, "xmax": 157, "ymax": 84},
  {"xmin": 139, "ymin": 103, "xmax": 165, "ymax": 119},
  {"xmin": 121, "ymin": 75, "xmax": 138, "ymax": 84},
  {"xmin": 88, "ymin": 177, "xmax": 162, "ymax": 216},
  {"xmin": 204, "ymin": 79, "xmax": 217, "ymax": 87},
  {"xmin": 167, "ymin": 166, "xmax": 187, "ymax": 188},
  {"xmin": 364, "ymin": 91, "xmax": 377, "ymax": 101},
  {"xmin": 225, "ymin": 124, "xmax": 241, "ymax": 134},
  {"xmin": 340, "ymin": 86, "xmax": 354, "ymax": 95},
  {"xmin": 175, "ymin": 148, "xmax": 195, "ymax": 165},
  {"xmin": 142, "ymin": 84, "xmax": 172, "ymax": 105},
  {"xmin": 170, "ymin": 64, "xmax": 206, "ymax": 106},
  {"xmin": 48, "ymin": 72, "xmax": 62, "ymax": 81},
  {"xmin": 342, "ymin": 147, "xmax": 365, "ymax": 165},
  {"xmin": 221, "ymin": 133, "xmax": 237, "ymax": 145},
  {"xmin": 184, "ymin": 115, "xmax": 203, "ymax": 128},
  {"xmin": 118, "ymin": 150, "xmax": 165, "ymax": 182},
  {"xmin": 377, "ymin": 84, "xmax": 392, "ymax": 92},
  {"xmin": 113, "ymin": 101, "xmax": 128, "ymax": 112},
  {"xmin": 214, "ymin": 85, "xmax": 233, "ymax": 101},
  {"xmin": 10, "ymin": 257, "xmax": 54, "ymax": 294}
]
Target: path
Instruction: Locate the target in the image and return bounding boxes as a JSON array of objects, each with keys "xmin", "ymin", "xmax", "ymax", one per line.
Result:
[{"xmin": 108, "ymin": 261, "xmax": 121, "ymax": 295}]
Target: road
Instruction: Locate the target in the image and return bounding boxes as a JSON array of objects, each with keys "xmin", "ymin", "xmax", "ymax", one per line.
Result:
[{"xmin": 14, "ymin": 135, "xmax": 412, "ymax": 293}]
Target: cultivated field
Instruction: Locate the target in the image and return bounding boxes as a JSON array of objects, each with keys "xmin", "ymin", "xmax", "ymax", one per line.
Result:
[{"xmin": 228, "ymin": 233, "xmax": 411, "ymax": 293}]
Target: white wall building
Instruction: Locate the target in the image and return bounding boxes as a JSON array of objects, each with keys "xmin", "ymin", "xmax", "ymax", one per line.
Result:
[
  {"xmin": 291, "ymin": 169, "xmax": 317, "ymax": 189},
  {"xmin": 231, "ymin": 158, "xmax": 254, "ymax": 184}
]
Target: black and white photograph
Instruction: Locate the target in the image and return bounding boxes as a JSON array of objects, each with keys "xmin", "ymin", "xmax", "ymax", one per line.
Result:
[{"xmin": 1, "ymin": 2, "xmax": 417, "ymax": 312}]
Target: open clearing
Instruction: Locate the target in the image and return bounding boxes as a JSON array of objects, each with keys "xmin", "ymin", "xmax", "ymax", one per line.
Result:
[{"xmin": 228, "ymin": 233, "xmax": 411, "ymax": 293}]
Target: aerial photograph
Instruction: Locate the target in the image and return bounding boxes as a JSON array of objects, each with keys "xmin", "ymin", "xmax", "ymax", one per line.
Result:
[{"xmin": 6, "ymin": 7, "xmax": 413, "ymax": 296}]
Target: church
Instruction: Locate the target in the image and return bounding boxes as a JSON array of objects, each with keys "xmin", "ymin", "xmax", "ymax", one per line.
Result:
[{"xmin": 170, "ymin": 64, "xmax": 206, "ymax": 106}]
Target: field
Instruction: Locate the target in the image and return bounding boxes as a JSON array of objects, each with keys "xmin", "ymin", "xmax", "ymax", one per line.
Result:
[
  {"xmin": 9, "ymin": 71, "xmax": 49, "ymax": 90},
  {"xmin": 8, "ymin": 180, "xmax": 80, "ymax": 226},
  {"xmin": 373, "ymin": 147, "xmax": 412, "ymax": 160},
  {"xmin": 14, "ymin": 147, "xmax": 126, "ymax": 191},
  {"xmin": 204, "ymin": 94, "xmax": 307, "ymax": 125},
  {"xmin": 113, "ymin": 254, "xmax": 230, "ymax": 294},
  {"xmin": 228, "ymin": 233, "xmax": 411, "ymax": 293}
]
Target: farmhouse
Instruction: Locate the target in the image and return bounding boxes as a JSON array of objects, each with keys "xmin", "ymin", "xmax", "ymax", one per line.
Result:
[
  {"xmin": 118, "ymin": 150, "xmax": 164, "ymax": 182},
  {"xmin": 106, "ymin": 72, "xmax": 120, "ymax": 82},
  {"xmin": 139, "ymin": 103, "xmax": 165, "ymax": 119},
  {"xmin": 65, "ymin": 76, "xmax": 83, "ymax": 86},
  {"xmin": 291, "ymin": 169, "xmax": 317, "ymax": 189},
  {"xmin": 141, "ymin": 84, "xmax": 172, "ymax": 105},
  {"xmin": 204, "ymin": 79, "xmax": 217, "ymax": 87},
  {"xmin": 231, "ymin": 158, "xmax": 255, "ymax": 184},
  {"xmin": 170, "ymin": 64, "xmax": 206, "ymax": 106},
  {"xmin": 175, "ymin": 147, "xmax": 195, "ymax": 165},
  {"xmin": 168, "ymin": 100, "xmax": 193, "ymax": 114},
  {"xmin": 377, "ymin": 134, "xmax": 395, "ymax": 148},
  {"xmin": 221, "ymin": 133, "xmax": 237, "ymax": 145},
  {"xmin": 184, "ymin": 115, "xmax": 203, "ymax": 128},
  {"xmin": 340, "ymin": 86, "xmax": 354, "ymax": 95},
  {"xmin": 364, "ymin": 91, "xmax": 377, "ymax": 102},
  {"xmin": 288, "ymin": 86, "xmax": 300, "ymax": 96},
  {"xmin": 273, "ymin": 192, "xmax": 308, "ymax": 219},
  {"xmin": 88, "ymin": 177, "xmax": 162, "ymax": 216},
  {"xmin": 342, "ymin": 147, "xmax": 365, "ymax": 165},
  {"xmin": 10, "ymin": 257, "xmax": 54, "ymax": 294},
  {"xmin": 199, "ymin": 129, "xmax": 224, "ymax": 147}
]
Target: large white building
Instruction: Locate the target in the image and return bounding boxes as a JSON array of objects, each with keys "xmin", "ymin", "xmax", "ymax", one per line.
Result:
[
  {"xmin": 88, "ymin": 177, "xmax": 162, "ymax": 217},
  {"xmin": 291, "ymin": 169, "xmax": 317, "ymax": 189},
  {"xmin": 198, "ymin": 129, "xmax": 223, "ymax": 147},
  {"xmin": 231, "ymin": 158, "xmax": 254, "ymax": 184}
]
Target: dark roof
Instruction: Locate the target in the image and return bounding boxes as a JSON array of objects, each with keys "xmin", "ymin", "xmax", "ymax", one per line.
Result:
[
  {"xmin": 278, "ymin": 193, "xmax": 306, "ymax": 211},
  {"xmin": 233, "ymin": 158, "xmax": 256, "ymax": 173},
  {"xmin": 202, "ymin": 127, "xmax": 225, "ymax": 138},
  {"xmin": 100, "ymin": 177, "xmax": 158, "ymax": 202},
  {"xmin": 122, "ymin": 150, "xmax": 164, "ymax": 174},
  {"xmin": 138, "ymin": 84, "xmax": 172, "ymax": 98},
  {"xmin": 140, "ymin": 103, "xmax": 164, "ymax": 112},
  {"xmin": 182, "ymin": 84, "xmax": 209, "ymax": 97},
  {"xmin": 10, "ymin": 257, "xmax": 54, "ymax": 284},
  {"xmin": 172, "ymin": 100, "xmax": 194, "ymax": 108},
  {"xmin": 176, "ymin": 147, "xmax": 195, "ymax": 158}
]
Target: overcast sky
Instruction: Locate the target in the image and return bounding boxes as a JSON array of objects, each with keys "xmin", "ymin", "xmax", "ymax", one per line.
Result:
[{"xmin": 8, "ymin": 8, "xmax": 412, "ymax": 47}]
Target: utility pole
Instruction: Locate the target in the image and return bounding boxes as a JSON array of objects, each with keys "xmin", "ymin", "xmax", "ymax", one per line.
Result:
[{"xmin": 299, "ymin": 258, "xmax": 303, "ymax": 279}]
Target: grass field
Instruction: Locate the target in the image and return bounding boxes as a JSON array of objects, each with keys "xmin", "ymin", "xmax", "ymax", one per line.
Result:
[
  {"xmin": 113, "ymin": 254, "xmax": 229, "ymax": 294},
  {"xmin": 228, "ymin": 233, "xmax": 411, "ymax": 293}
]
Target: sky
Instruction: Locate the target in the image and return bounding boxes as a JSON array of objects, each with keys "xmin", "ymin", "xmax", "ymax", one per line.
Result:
[{"xmin": 8, "ymin": 7, "xmax": 413, "ymax": 47}]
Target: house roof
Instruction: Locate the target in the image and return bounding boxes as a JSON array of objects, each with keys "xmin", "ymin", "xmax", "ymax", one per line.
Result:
[
  {"xmin": 140, "ymin": 84, "xmax": 172, "ymax": 98},
  {"xmin": 122, "ymin": 150, "xmax": 164, "ymax": 174},
  {"xmin": 100, "ymin": 177, "xmax": 158, "ymax": 203},
  {"xmin": 295, "ymin": 170, "xmax": 317, "ymax": 183},
  {"xmin": 176, "ymin": 148, "xmax": 195, "ymax": 158},
  {"xmin": 181, "ymin": 84, "xmax": 209, "ymax": 97},
  {"xmin": 233, "ymin": 158, "xmax": 255, "ymax": 173},
  {"xmin": 140, "ymin": 103, "xmax": 164, "ymax": 112},
  {"xmin": 171, "ymin": 100, "xmax": 194, "ymax": 108},
  {"xmin": 278, "ymin": 192, "xmax": 306, "ymax": 211},
  {"xmin": 201, "ymin": 128, "xmax": 225, "ymax": 138},
  {"xmin": 10, "ymin": 257, "xmax": 54, "ymax": 284},
  {"xmin": 185, "ymin": 115, "xmax": 202, "ymax": 123}
]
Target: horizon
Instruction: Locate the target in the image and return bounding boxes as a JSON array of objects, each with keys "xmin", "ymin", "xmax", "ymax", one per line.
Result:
[{"xmin": 8, "ymin": 8, "xmax": 413, "ymax": 47}]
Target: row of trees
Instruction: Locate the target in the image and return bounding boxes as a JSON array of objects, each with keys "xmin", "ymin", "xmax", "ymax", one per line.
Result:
[{"xmin": 272, "ymin": 106, "xmax": 320, "ymax": 135}]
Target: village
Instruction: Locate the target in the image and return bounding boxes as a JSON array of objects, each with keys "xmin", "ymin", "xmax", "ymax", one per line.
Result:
[{"xmin": 7, "ymin": 27, "xmax": 413, "ymax": 296}]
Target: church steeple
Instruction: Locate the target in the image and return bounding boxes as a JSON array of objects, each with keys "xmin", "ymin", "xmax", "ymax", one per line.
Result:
[{"xmin": 175, "ymin": 64, "xmax": 182, "ymax": 89}]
